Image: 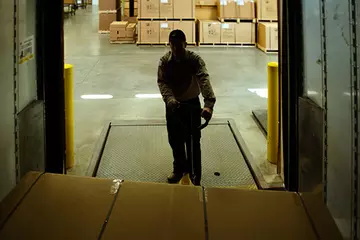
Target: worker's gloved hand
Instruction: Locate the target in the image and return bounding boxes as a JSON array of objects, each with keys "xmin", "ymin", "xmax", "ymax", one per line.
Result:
[
  {"xmin": 201, "ymin": 107, "xmax": 213, "ymax": 121},
  {"xmin": 167, "ymin": 99, "xmax": 180, "ymax": 111}
]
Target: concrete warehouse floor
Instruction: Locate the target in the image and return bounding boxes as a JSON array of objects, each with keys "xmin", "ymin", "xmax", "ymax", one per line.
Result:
[{"xmin": 64, "ymin": 6, "xmax": 281, "ymax": 186}]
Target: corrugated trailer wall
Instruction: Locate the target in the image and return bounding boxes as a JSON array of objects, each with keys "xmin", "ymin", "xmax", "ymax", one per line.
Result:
[
  {"xmin": 0, "ymin": 1, "xmax": 17, "ymax": 201},
  {"xmin": 300, "ymin": 0, "xmax": 359, "ymax": 238}
]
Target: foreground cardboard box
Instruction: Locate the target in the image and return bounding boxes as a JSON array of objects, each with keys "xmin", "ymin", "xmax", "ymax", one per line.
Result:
[
  {"xmin": 0, "ymin": 172, "xmax": 342, "ymax": 240},
  {"xmin": 173, "ymin": 0, "xmax": 195, "ymax": 19},
  {"xmin": 139, "ymin": 0, "xmax": 160, "ymax": 18},
  {"xmin": 258, "ymin": 22, "xmax": 278, "ymax": 51},
  {"xmin": 160, "ymin": 0, "xmax": 174, "ymax": 18},
  {"xmin": 236, "ymin": 22, "xmax": 255, "ymax": 44}
]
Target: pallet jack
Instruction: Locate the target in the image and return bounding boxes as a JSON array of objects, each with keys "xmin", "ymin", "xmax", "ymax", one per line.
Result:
[{"xmin": 175, "ymin": 104, "xmax": 210, "ymax": 186}]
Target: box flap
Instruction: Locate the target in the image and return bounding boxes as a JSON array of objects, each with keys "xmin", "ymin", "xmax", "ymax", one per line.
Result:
[
  {"xmin": 0, "ymin": 174, "xmax": 116, "ymax": 239},
  {"xmin": 0, "ymin": 171, "xmax": 43, "ymax": 228},
  {"xmin": 102, "ymin": 182, "xmax": 205, "ymax": 240},
  {"xmin": 300, "ymin": 193, "xmax": 343, "ymax": 240},
  {"xmin": 206, "ymin": 188, "xmax": 318, "ymax": 240}
]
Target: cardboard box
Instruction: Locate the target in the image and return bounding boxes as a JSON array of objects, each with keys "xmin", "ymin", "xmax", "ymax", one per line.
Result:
[
  {"xmin": 124, "ymin": 1, "xmax": 138, "ymax": 8},
  {"xmin": 206, "ymin": 188, "xmax": 343, "ymax": 240},
  {"xmin": 220, "ymin": 22, "xmax": 236, "ymax": 43},
  {"xmin": 257, "ymin": 0, "xmax": 277, "ymax": 20},
  {"xmin": 235, "ymin": 22, "xmax": 255, "ymax": 43},
  {"xmin": 160, "ymin": 21, "xmax": 174, "ymax": 43},
  {"xmin": 237, "ymin": 0, "xmax": 255, "ymax": 19},
  {"xmin": 173, "ymin": 0, "xmax": 195, "ymax": 19},
  {"xmin": 196, "ymin": 0, "xmax": 217, "ymax": 5},
  {"xmin": 0, "ymin": 172, "xmax": 342, "ymax": 240},
  {"xmin": 110, "ymin": 21, "xmax": 136, "ymax": 41},
  {"xmin": 217, "ymin": 0, "xmax": 237, "ymax": 19},
  {"xmin": 139, "ymin": 0, "xmax": 160, "ymax": 18},
  {"xmin": 199, "ymin": 20, "xmax": 221, "ymax": 43},
  {"xmin": 160, "ymin": 0, "xmax": 174, "ymax": 18},
  {"xmin": 99, "ymin": 13, "xmax": 117, "ymax": 31},
  {"xmin": 195, "ymin": 6, "xmax": 218, "ymax": 20},
  {"xmin": 173, "ymin": 21, "xmax": 196, "ymax": 43},
  {"xmin": 257, "ymin": 22, "xmax": 278, "ymax": 50},
  {"xmin": 138, "ymin": 21, "xmax": 160, "ymax": 43},
  {"xmin": 124, "ymin": 8, "xmax": 138, "ymax": 17},
  {"xmin": 0, "ymin": 173, "xmax": 116, "ymax": 239},
  {"xmin": 102, "ymin": 182, "xmax": 205, "ymax": 239},
  {"xmin": 99, "ymin": 0, "xmax": 118, "ymax": 11}
]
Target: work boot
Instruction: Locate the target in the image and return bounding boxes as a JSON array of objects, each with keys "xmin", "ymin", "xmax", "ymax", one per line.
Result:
[{"xmin": 167, "ymin": 172, "xmax": 183, "ymax": 184}]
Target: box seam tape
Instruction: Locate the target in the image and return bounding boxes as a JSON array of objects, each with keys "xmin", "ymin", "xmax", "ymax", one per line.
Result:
[
  {"xmin": 201, "ymin": 187, "xmax": 209, "ymax": 240},
  {"xmin": 97, "ymin": 179, "xmax": 124, "ymax": 239},
  {"xmin": 296, "ymin": 193, "xmax": 321, "ymax": 240}
]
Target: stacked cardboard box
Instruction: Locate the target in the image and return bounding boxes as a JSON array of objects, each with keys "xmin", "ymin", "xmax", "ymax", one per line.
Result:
[
  {"xmin": 138, "ymin": 0, "xmax": 195, "ymax": 19},
  {"xmin": 124, "ymin": 0, "xmax": 138, "ymax": 17},
  {"xmin": 217, "ymin": 0, "xmax": 255, "ymax": 20},
  {"xmin": 99, "ymin": 0, "xmax": 120, "ymax": 32},
  {"xmin": 199, "ymin": 20, "xmax": 255, "ymax": 44},
  {"xmin": 195, "ymin": 0, "xmax": 217, "ymax": 20},
  {"xmin": 257, "ymin": 22, "xmax": 278, "ymax": 52},
  {"xmin": 138, "ymin": 0, "xmax": 196, "ymax": 45},
  {"xmin": 110, "ymin": 21, "xmax": 137, "ymax": 42},
  {"xmin": 138, "ymin": 20, "xmax": 196, "ymax": 44},
  {"xmin": 257, "ymin": 0, "xmax": 277, "ymax": 21}
]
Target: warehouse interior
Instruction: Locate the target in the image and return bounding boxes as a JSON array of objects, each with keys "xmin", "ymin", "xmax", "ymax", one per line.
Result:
[{"xmin": 0, "ymin": 0, "xmax": 359, "ymax": 239}]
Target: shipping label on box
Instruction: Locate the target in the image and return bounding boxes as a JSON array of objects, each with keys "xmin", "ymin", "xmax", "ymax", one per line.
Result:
[
  {"xmin": 160, "ymin": 22, "xmax": 174, "ymax": 43},
  {"xmin": 139, "ymin": 21, "xmax": 160, "ymax": 43},
  {"xmin": 221, "ymin": 23, "xmax": 236, "ymax": 43},
  {"xmin": 160, "ymin": 0, "xmax": 174, "ymax": 18},
  {"xmin": 174, "ymin": 0, "xmax": 195, "ymax": 19},
  {"xmin": 139, "ymin": 0, "xmax": 160, "ymax": 18}
]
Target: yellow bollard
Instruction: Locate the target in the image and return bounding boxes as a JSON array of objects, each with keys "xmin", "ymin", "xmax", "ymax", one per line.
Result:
[
  {"xmin": 267, "ymin": 62, "xmax": 279, "ymax": 165},
  {"xmin": 64, "ymin": 64, "xmax": 75, "ymax": 169}
]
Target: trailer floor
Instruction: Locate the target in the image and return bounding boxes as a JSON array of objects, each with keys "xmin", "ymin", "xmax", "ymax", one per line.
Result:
[{"xmin": 88, "ymin": 119, "xmax": 261, "ymax": 189}]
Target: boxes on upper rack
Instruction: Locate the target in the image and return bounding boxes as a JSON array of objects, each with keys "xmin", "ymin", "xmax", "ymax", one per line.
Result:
[
  {"xmin": 196, "ymin": 6, "xmax": 218, "ymax": 20},
  {"xmin": 99, "ymin": 13, "xmax": 117, "ymax": 31},
  {"xmin": 110, "ymin": 21, "xmax": 136, "ymax": 42},
  {"xmin": 220, "ymin": 23, "xmax": 236, "ymax": 43},
  {"xmin": 173, "ymin": 21, "xmax": 196, "ymax": 43},
  {"xmin": 217, "ymin": 0, "xmax": 255, "ymax": 20},
  {"xmin": 199, "ymin": 20, "xmax": 221, "ymax": 43},
  {"xmin": 160, "ymin": 0, "xmax": 174, "ymax": 18},
  {"xmin": 138, "ymin": 21, "xmax": 160, "ymax": 43},
  {"xmin": 236, "ymin": 22, "xmax": 255, "ymax": 44},
  {"xmin": 257, "ymin": 22, "xmax": 278, "ymax": 52},
  {"xmin": 257, "ymin": 0, "xmax": 277, "ymax": 20},
  {"xmin": 139, "ymin": 0, "xmax": 160, "ymax": 18},
  {"xmin": 160, "ymin": 22, "xmax": 174, "ymax": 43},
  {"xmin": 173, "ymin": 0, "xmax": 195, "ymax": 19},
  {"xmin": 217, "ymin": 0, "xmax": 237, "ymax": 19},
  {"xmin": 124, "ymin": 0, "xmax": 138, "ymax": 17},
  {"xmin": 196, "ymin": 0, "xmax": 217, "ymax": 5},
  {"xmin": 237, "ymin": 0, "xmax": 255, "ymax": 19}
]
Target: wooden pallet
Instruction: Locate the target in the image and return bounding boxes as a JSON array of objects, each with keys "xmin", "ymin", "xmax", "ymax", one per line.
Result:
[
  {"xmin": 137, "ymin": 18, "xmax": 196, "ymax": 22},
  {"xmin": 98, "ymin": 30, "xmax": 110, "ymax": 34},
  {"xmin": 110, "ymin": 40, "xmax": 136, "ymax": 44},
  {"xmin": 257, "ymin": 44, "xmax": 278, "ymax": 54},
  {"xmin": 257, "ymin": 19, "xmax": 278, "ymax": 23},
  {"xmin": 137, "ymin": 42, "xmax": 197, "ymax": 46},
  {"xmin": 199, "ymin": 43, "xmax": 256, "ymax": 47},
  {"xmin": 218, "ymin": 18, "xmax": 256, "ymax": 23}
]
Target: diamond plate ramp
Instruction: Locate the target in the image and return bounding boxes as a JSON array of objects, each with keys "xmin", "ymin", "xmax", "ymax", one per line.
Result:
[{"xmin": 96, "ymin": 122, "xmax": 256, "ymax": 188}]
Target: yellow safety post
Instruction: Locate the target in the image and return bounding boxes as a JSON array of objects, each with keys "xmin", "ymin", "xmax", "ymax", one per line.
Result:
[
  {"xmin": 267, "ymin": 62, "xmax": 279, "ymax": 164},
  {"xmin": 64, "ymin": 64, "xmax": 75, "ymax": 169}
]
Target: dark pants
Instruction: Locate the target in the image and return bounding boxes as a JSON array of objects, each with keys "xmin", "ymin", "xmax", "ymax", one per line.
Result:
[{"xmin": 166, "ymin": 97, "xmax": 202, "ymax": 184}]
